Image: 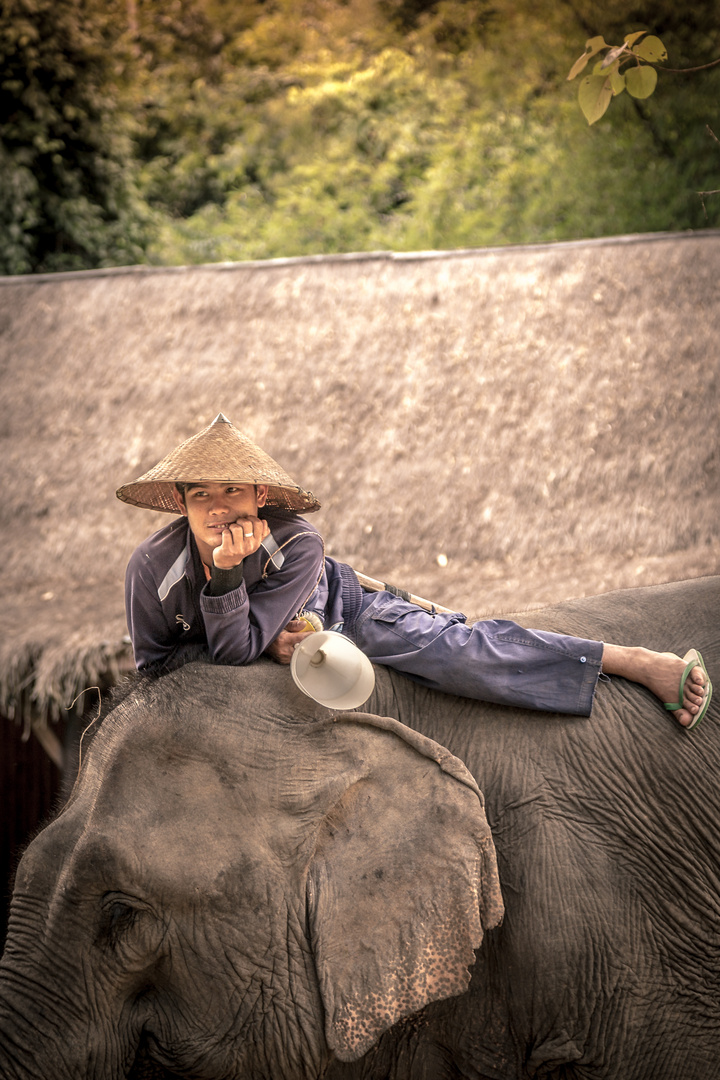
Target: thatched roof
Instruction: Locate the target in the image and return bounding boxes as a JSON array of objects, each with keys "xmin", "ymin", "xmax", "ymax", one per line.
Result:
[{"xmin": 1, "ymin": 231, "xmax": 719, "ymax": 731}]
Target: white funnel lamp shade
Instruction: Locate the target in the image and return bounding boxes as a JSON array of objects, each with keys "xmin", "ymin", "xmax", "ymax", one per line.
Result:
[{"xmin": 290, "ymin": 631, "xmax": 375, "ymax": 710}]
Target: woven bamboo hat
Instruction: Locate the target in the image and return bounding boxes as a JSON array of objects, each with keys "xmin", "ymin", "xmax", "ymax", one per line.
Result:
[{"xmin": 116, "ymin": 413, "xmax": 320, "ymax": 514}]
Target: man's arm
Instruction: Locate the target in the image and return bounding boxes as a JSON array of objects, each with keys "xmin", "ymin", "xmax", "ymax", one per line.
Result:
[
  {"xmin": 200, "ymin": 526, "xmax": 325, "ymax": 666},
  {"xmin": 208, "ymin": 515, "xmax": 319, "ymax": 664}
]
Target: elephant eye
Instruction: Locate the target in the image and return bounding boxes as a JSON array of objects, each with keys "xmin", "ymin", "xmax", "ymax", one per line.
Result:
[
  {"xmin": 98, "ymin": 893, "xmax": 146, "ymax": 947},
  {"xmin": 110, "ymin": 902, "xmax": 138, "ymax": 933}
]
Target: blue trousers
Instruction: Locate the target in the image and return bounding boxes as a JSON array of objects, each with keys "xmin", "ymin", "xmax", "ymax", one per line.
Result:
[{"xmin": 346, "ymin": 592, "xmax": 603, "ymax": 716}]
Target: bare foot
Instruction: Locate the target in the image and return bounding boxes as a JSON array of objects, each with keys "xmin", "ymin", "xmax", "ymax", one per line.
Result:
[{"xmin": 601, "ymin": 645, "xmax": 707, "ymax": 727}]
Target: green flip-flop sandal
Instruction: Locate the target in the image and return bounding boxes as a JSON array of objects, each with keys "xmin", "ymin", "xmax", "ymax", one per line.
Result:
[{"xmin": 664, "ymin": 649, "xmax": 713, "ymax": 731}]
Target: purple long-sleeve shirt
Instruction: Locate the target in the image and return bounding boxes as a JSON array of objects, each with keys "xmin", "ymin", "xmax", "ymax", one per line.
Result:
[{"xmin": 125, "ymin": 511, "xmax": 362, "ymax": 672}]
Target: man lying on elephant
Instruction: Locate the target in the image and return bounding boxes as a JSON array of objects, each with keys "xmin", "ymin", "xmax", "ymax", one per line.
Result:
[{"xmin": 117, "ymin": 413, "xmax": 712, "ymax": 729}]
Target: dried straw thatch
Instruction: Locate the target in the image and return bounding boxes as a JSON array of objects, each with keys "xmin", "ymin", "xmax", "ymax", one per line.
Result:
[{"xmin": 1, "ymin": 232, "xmax": 719, "ymax": 735}]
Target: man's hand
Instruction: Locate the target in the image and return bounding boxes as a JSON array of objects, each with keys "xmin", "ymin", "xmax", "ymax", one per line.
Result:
[
  {"xmin": 266, "ymin": 619, "xmax": 315, "ymax": 664},
  {"xmin": 212, "ymin": 516, "xmax": 270, "ymax": 569}
]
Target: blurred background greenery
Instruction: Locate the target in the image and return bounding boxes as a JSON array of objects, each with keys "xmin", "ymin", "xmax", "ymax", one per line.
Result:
[{"xmin": 2, "ymin": 0, "xmax": 719, "ymax": 275}]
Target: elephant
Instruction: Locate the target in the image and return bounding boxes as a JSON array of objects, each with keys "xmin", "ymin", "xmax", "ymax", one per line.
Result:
[{"xmin": 2, "ymin": 575, "xmax": 720, "ymax": 1080}]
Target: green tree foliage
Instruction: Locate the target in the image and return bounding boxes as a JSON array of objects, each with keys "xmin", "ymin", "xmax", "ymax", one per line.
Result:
[
  {"xmin": 3, "ymin": 0, "xmax": 720, "ymax": 272},
  {"xmin": 0, "ymin": 0, "xmax": 149, "ymax": 274},
  {"xmin": 134, "ymin": 0, "xmax": 720, "ymax": 265}
]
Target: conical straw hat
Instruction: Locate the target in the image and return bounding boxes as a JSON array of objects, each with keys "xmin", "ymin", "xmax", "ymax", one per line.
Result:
[{"xmin": 116, "ymin": 414, "xmax": 320, "ymax": 514}]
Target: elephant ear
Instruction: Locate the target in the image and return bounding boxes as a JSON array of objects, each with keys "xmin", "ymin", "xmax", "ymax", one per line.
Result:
[{"xmin": 307, "ymin": 712, "xmax": 504, "ymax": 1063}]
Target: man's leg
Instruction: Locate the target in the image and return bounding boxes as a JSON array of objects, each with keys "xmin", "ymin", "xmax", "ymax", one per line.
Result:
[
  {"xmin": 350, "ymin": 592, "xmax": 710, "ymax": 725},
  {"xmin": 350, "ymin": 592, "xmax": 603, "ymax": 715}
]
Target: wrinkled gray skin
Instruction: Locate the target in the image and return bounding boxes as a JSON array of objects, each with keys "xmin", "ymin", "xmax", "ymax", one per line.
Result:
[{"xmin": 2, "ymin": 577, "xmax": 720, "ymax": 1080}]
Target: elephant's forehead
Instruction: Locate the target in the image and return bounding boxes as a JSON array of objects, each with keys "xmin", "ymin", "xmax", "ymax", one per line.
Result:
[
  {"xmin": 90, "ymin": 750, "xmax": 284, "ymax": 853},
  {"xmin": 62, "ymin": 724, "xmax": 351, "ymax": 894},
  {"xmin": 60, "ymin": 800, "xmax": 290, "ymax": 908},
  {"xmin": 88, "ymin": 702, "xmax": 402, "ymax": 814}
]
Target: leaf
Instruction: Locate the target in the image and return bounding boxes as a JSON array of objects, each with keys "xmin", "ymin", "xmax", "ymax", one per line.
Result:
[
  {"xmin": 578, "ymin": 74, "xmax": 613, "ymax": 124},
  {"xmin": 567, "ymin": 52, "xmax": 592, "ymax": 80},
  {"xmin": 567, "ymin": 35, "xmax": 607, "ymax": 80},
  {"xmin": 600, "ymin": 43, "xmax": 628, "ymax": 69},
  {"xmin": 632, "ymin": 35, "xmax": 667, "ymax": 63},
  {"xmin": 624, "ymin": 31, "xmax": 648, "ymax": 47},
  {"xmin": 625, "ymin": 64, "xmax": 658, "ymax": 99},
  {"xmin": 594, "ymin": 57, "xmax": 619, "ymax": 76},
  {"xmin": 610, "ymin": 70, "xmax": 626, "ymax": 95}
]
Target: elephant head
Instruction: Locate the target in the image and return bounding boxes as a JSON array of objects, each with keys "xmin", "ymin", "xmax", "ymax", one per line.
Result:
[{"xmin": 0, "ymin": 662, "xmax": 503, "ymax": 1079}]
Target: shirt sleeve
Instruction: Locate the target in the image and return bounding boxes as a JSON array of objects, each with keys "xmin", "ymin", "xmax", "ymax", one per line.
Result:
[
  {"xmin": 199, "ymin": 530, "xmax": 325, "ymax": 665},
  {"xmin": 125, "ymin": 546, "xmax": 183, "ymax": 671}
]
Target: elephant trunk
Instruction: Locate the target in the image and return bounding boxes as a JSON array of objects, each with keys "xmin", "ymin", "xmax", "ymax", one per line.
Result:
[
  {"xmin": 0, "ymin": 962, "xmax": 111, "ymax": 1080},
  {"xmin": 0, "ymin": 996, "xmax": 59, "ymax": 1080}
]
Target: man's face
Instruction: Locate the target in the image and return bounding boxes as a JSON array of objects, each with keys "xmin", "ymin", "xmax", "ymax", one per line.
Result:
[{"xmin": 172, "ymin": 481, "xmax": 268, "ymax": 563}]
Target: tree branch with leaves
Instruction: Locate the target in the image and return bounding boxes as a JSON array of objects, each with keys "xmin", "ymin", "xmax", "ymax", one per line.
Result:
[
  {"xmin": 567, "ymin": 31, "xmax": 668, "ymax": 124},
  {"xmin": 568, "ymin": 28, "xmax": 720, "ymax": 126}
]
